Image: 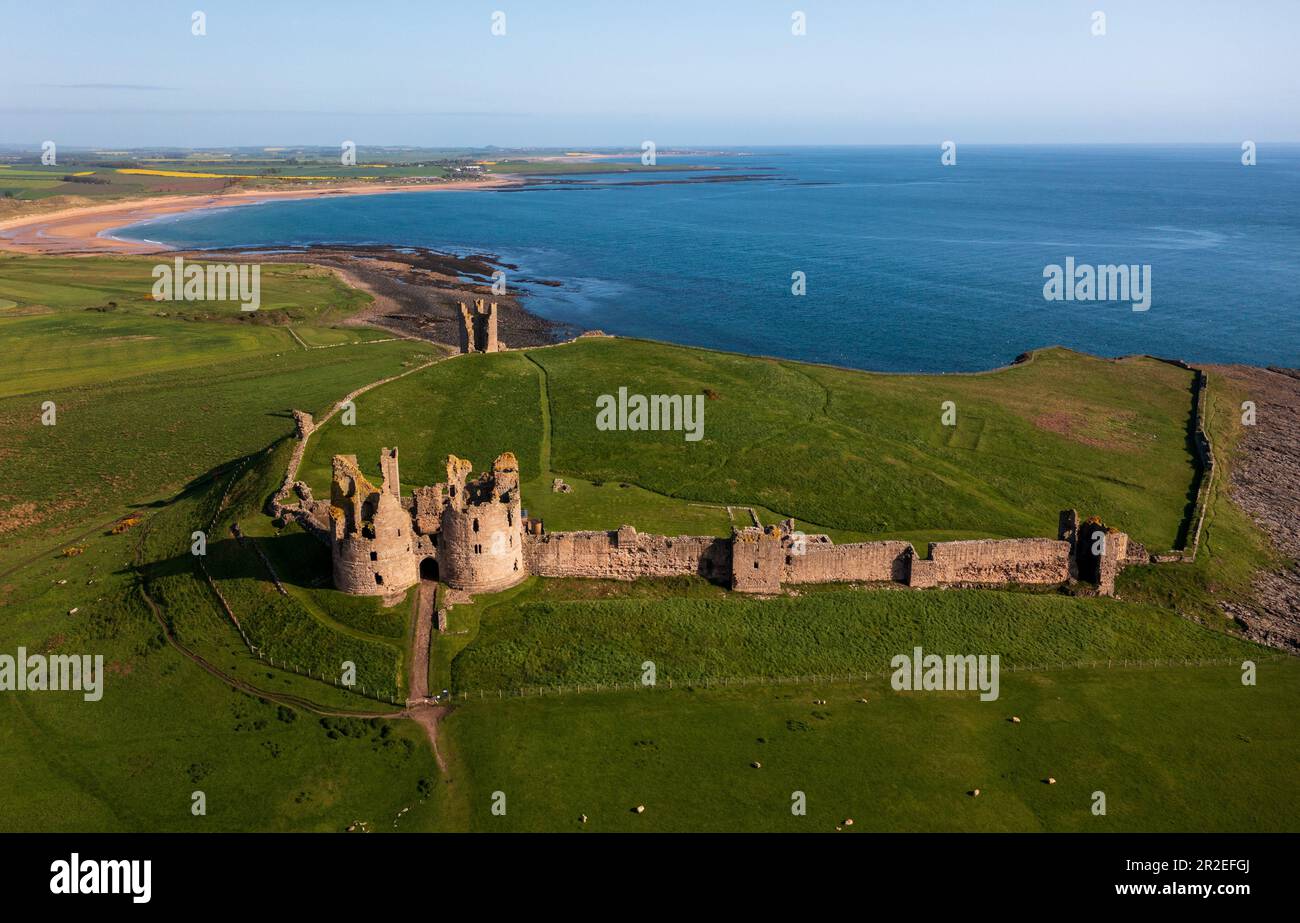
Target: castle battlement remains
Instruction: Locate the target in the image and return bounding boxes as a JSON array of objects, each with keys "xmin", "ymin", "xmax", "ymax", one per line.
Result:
[
  {"xmin": 457, "ymin": 299, "xmax": 501, "ymax": 354},
  {"xmin": 324, "ymin": 449, "xmax": 1136, "ymax": 598}
]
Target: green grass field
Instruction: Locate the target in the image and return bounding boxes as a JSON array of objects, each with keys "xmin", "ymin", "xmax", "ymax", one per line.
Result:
[
  {"xmin": 0, "ymin": 254, "xmax": 437, "ymax": 568},
  {"xmin": 298, "ymin": 337, "xmax": 1197, "ymax": 551},
  {"xmin": 0, "ymin": 253, "xmax": 449, "ymax": 831},
  {"xmin": 0, "ymin": 153, "xmax": 709, "ymax": 207},
  {"xmin": 0, "ymin": 500, "xmax": 442, "ymax": 832},
  {"xmin": 445, "ymin": 578, "xmax": 1262, "ymax": 693},
  {"xmin": 531, "ymin": 339, "xmax": 1198, "ymax": 549},
  {"xmin": 0, "ymin": 159, "xmax": 451, "ymax": 203},
  {"xmin": 1, "ymin": 251, "xmax": 1294, "ymax": 833},
  {"xmin": 437, "ymin": 662, "xmax": 1299, "ymax": 832}
]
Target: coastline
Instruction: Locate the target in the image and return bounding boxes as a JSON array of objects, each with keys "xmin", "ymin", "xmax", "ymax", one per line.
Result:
[
  {"xmin": 197, "ymin": 244, "xmax": 575, "ymax": 349},
  {"xmin": 0, "ymin": 176, "xmax": 519, "ymax": 255}
]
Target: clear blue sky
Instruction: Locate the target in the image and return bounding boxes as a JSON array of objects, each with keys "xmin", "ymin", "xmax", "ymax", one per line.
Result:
[{"xmin": 1, "ymin": 0, "xmax": 1296, "ymax": 147}]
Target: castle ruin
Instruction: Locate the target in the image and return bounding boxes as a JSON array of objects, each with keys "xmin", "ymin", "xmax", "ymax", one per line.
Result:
[
  {"xmin": 318, "ymin": 449, "xmax": 1137, "ymax": 599},
  {"xmin": 457, "ymin": 300, "xmax": 501, "ymax": 354}
]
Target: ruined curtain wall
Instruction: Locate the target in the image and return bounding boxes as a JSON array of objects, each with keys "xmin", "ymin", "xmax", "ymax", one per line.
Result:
[
  {"xmin": 524, "ymin": 531, "xmax": 729, "ymax": 581},
  {"xmin": 925, "ymin": 538, "xmax": 1070, "ymax": 585},
  {"xmin": 784, "ymin": 541, "xmax": 912, "ymax": 584}
]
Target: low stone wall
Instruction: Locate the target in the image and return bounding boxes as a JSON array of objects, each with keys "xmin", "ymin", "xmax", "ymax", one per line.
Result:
[
  {"xmin": 922, "ymin": 538, "xmax": 1070, "ymax": 586},
  {"xmin": 525, "ymin": 527, "xmax": 729, "ymax": 582}
]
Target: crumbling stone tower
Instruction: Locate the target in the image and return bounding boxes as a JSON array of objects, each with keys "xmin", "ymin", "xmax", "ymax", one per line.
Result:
[
  {"xmin": 730, "ymin": 525, "xmax": 784, "ymax": 593},
  {"xmin": 457, "ymin": 299, "xmax": 500, "ymax": 354},
  {"xmin": 330, "ymin": 448, "xmax": 418, "ymax": 595},
  {"xmin": 1059, "ymin": 509, "xmax": 1129, "ymax": 596},
  {"xmin": 436, "ymin": 452, "xmax": 526, "ymax": 592}
]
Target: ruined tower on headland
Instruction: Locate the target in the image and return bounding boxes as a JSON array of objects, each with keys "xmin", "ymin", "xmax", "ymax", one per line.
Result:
[
  {"xmin": 457, "ymin": 300, "xmax": 500, "ymax": 354},
  {"xmin": 433, "ymin": 451, "xmax": 526, "ymax": 592},
  {"xmin": 329, "ymin": 448, "xmax": 419, "ymax": 595},
  {"xmin": 324, "ymin": 448, "xmax": 1137, "ymax": 599}
]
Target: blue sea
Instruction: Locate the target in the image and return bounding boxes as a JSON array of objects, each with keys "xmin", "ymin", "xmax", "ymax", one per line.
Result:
[{"xmin": 116, "ymin": 146, "xmax": 1300, "ymax": 373}]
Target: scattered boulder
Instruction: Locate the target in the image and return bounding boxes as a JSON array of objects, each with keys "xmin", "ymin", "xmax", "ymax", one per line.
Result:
[
  {"xmin": 634, "ymin": 805, "xmax": 645, "ymax": 814},
  {"xmin": 1010, "ymin": 716, "xmax": 1021, "ymax": 724},
  {"xmin": 970, "ymin": 789, "xmax": 981, "ymax": 797},
  {"xmin": 751, "ymin": 761, "xmax": 762, "ymax": 769}
]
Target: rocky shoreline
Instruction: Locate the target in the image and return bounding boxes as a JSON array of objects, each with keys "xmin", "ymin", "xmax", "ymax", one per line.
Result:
[{"xmin": 1211, "ymin": 365, "xmax": 1300, "ymax": 651}]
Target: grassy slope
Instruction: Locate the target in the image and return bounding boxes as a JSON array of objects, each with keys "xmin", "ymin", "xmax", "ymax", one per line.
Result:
[
  {"xmin": 0, "ymin": 255, "xmax": 440, "ymax": 831},
  {"xmin": 448, "ymin": 578, "xmax": 1263, "ymax": 693},
  {"xmin": 299, "ymin": 338, "xmax": 1197, "ymax": 550},
  {"xmin": 1117, "ymin": 368, "xmax": 1283, "ymax": 629},
  {"xmin": 298, "ymin": 350, "xmax": 544, "ymax": 492},
  {"xmin": 439, "ymin": 663, "xmax": 1299, "ymax": 832},
  {"xmin": 137, "ymin": 441, "xmax": 410, "ymax": 701},
  {"xmin": 532, "ymin": 338, "xmax": 1196, "ymax": 550},
  {"xmin": 0, "ymin": 254, "xmax": 437, "ymax": 568},
  {"xmin": 3, "ymin": 252, "xmax": 1292, "ymax": 833},
  {"xmin": 425, "ymin": 342, "xmax": 1295, "ymax": 832},
  {"xmin": 0, "ymin": 489, "xmax": 442, "ymax": 832}
]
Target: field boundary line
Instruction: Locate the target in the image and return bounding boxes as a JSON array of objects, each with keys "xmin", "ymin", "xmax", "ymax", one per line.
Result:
[{"xmin": 444, "ymin": 654, "xmax": 1290, "ymax": 705}]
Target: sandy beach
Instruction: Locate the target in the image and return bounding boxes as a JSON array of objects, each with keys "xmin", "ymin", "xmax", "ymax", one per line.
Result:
[{"xmin": 0, "ymin": 176, "xmax": 518, "ymax": 255}]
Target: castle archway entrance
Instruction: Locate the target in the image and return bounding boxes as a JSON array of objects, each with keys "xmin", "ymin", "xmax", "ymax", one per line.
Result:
[
  {"xmin": 420, "ymin": 557, "xmax": 440, "ymax": 582},
  {"xmin": 1076, "ymin": 521, "xmax": 1104, "ymax": 586}
]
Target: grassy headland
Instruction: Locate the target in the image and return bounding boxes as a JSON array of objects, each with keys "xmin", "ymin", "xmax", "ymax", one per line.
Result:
[{"xmin": 0, "ymin": 247, "xmax": 1293, "ymax": 833}]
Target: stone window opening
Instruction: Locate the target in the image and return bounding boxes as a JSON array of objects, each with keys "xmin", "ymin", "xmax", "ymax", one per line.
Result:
[
  {"xmin": 371, "ymin": 551, "xmax": 378, "ymax": 561},
  {"xmin": 754, "ymin": 561, "xmax": 760, "ymax": 569},
  {"xmin": 375, "ymin": 573, "xmax": 384, "ymax": 585},
  {"xmin": 473, "ymin": 519, "xmax": 479, "ymax": 533}
]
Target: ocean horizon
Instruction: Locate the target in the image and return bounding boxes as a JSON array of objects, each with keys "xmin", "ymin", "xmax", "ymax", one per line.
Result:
[{"xmin": 116, "ymin": 144, "xmax": 1300, "ymax": 373}]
